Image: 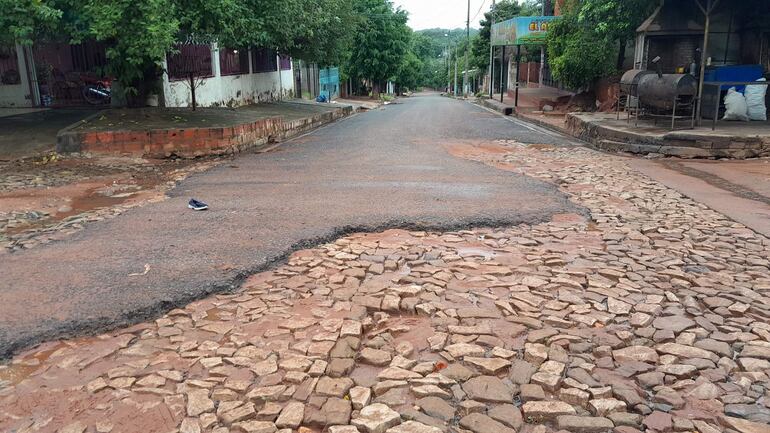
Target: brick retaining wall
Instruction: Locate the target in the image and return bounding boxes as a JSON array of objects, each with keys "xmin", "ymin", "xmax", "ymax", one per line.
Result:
[
  {"xmin": 566, "ymin": 114, "xmax": 770, "ymax": 159},
  {"xmin": 57, "ymin": 105, "xmax": 353, "ymax": 159}
]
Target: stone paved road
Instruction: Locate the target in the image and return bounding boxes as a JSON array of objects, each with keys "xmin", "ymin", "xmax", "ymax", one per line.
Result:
[
  {"xmin": 2, "ymin": 139, "xmax": 769, "ymax": 433},
  {"xmin": 0, "ymin": 94, "xmax": 577, "ymax": 359}
]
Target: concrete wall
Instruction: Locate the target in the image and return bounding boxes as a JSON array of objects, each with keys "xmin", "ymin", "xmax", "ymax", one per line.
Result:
[
  {"xmin": 162, "ymin": 44, "xmax": 294, "ymax": 108},
  {"xmin": 0, "ymin": 44, "xmax": 34, "ymax": 107}
]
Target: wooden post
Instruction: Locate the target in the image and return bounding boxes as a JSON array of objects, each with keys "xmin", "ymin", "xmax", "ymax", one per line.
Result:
[
  {"xmin": 297, "ymin": 60, "xmax": 303, "ymax": 99},
  {"xmin": 695, "ymin": 0, "xmax": 721, "ymax": 124},
  {"xmin": 490, "ymin": 47, "xmax": 495, "ymax": 99},
  {"xmin": 489, "ymin": 0, "xmax": 496, "ymax": 99},
  {"xmin": 500, "ymin": 46, "xmax": 505, "ymax": 103},
  {"xmin": 514, "ymin": 45, "xmax": 522, "ymax": 107}
]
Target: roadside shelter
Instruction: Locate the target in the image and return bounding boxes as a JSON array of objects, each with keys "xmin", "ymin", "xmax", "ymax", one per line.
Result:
[{"xmin": 634, "ymin": 0, "xmax": 770, "ymax": 126}]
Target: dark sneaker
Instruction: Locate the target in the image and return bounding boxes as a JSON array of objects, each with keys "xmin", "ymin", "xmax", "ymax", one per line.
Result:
[{"xmin": 188, "ymin": 198, "xmax": 208, "ymax": 211}]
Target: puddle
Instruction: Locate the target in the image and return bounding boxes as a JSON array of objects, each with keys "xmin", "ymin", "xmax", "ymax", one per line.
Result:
[
  {"xmin": 0, "ymin": 343, "xmax": 63, "ymax": 386},
  {"xmin": 1, "ymin": 172, "xmax": 166, "ymax": 237},
  {"xmin": 528, "ymin": 144, "xmax": 557, "ymax": 151},
  {"xmin": 205, "ymin": 307, "xmax": 225, "ymax": 321},
  {"xmin": 382, "ymin": 316, "xmax": 434, "ymax": 354},
  {"xmin": 456, "ymin": 246, "xmax": 497, "ymax": 260}
]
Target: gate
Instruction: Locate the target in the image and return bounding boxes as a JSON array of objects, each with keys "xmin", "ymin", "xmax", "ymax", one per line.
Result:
[
  {"xmin": 319, "ymin": 67, "xmax": 339, "ymax": 100},
  {"xmin": 33, "ymin": 41, "xmax": 108, "ymax": 106}
]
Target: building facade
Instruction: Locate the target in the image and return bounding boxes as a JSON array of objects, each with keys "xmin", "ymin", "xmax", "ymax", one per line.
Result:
[
  {"xmin": 162, "ymin": 44, "xmax": 294, "ymax": 108},
  {"xmin": 0, "ymin": 44, "xmax": 35, "ymax": 108},
  {"xmin": 0, "ymin": 41, "xmax": 294, "ymax": 108}
]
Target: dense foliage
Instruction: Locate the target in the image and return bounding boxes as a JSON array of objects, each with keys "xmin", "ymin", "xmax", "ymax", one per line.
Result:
[
  {"xmin": 344, "ymin": 0, "xmax": 410, "ymax": 94},
  {"xmin": 545, "ymin": 10, "xmax": 615, "ymax": 90},
  {"xmin": 545, "ymin": 0, "xmax": 657, "ymax": 89},
  {"xmin": 409, "ymin": 28, "xmax": 477, "ymax": 90},
  {"xmin": 0, "ymin": 0, "xmax": 359, "ymax": 101},
  {"xmin": 3, "ymin": 0, "xmax": 673, "ymax": 99}
]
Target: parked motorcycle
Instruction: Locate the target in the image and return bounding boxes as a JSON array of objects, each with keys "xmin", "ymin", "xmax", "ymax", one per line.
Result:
[{"xmin": 81, "ymin": 75, "xmax": 112, "ymax": 105}]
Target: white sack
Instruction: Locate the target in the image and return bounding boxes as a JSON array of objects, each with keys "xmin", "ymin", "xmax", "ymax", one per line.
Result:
[
  {"xmin": 745, "ymin": 78, "xmax": 767, "ymax": 121},
  {"xmin": 722, "ymin": 87, "xmax": 749, "ymax": 122}
]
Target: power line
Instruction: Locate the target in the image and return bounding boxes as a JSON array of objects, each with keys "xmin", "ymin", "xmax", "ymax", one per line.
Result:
[{"xmin": 470, "ymin": 0, "xmax": 488, "ymax": 22}]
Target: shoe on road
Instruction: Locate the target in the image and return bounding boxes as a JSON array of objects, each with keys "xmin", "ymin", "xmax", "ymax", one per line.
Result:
[{"xmin": 188, "ymin": 198, "xmax": 209, "ymax": 211}]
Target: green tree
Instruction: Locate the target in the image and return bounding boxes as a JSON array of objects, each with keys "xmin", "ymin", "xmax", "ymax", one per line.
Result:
[
  {"xmin": 546, "ymin": 11, "xmax": 614, "ymax": 89},
  {"xmin": 545, "ymin": 0, "xmax": 656, "ymax": 89},
  {"xmin": 1, "ymin": 0, "xmax": 358, "ymax": 105},
  {"xmin": 0, "ymin": 0, "xmax": 62, "ymax": 46},
  {"xmin": 410, "ymin": 28, "xmax": 477, "ymax": 89},
  {"xmin": 345, "ymin": 0, "xmax": 410, "ymax": 96},
  {"xmin": 288, "ymin": 0, "xmax": 357, "ymax": 67},
  {"xmin": 79, "ymin": 0, "xmax": 179, "ymax": 105},
  {"xmin": 394, "ymin": 50, "xmax": 423, "ymax": 92},
  {"xmin": 578, "ymin": 0, "xmax": 657, "ymax": 69},
  {"xmin": 470, "ymin": 0, "xmax": 522, "ymax": 74}
]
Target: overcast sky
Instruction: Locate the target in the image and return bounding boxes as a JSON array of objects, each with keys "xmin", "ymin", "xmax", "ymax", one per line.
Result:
[{"xmin": 393, "ymin": 0, "xmax": 489, "ymax": 30}]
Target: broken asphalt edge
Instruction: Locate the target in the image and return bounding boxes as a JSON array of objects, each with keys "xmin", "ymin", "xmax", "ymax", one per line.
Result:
[{"xmin": 0, "ymin": 193, "xmax": 586, "ymax": 361}]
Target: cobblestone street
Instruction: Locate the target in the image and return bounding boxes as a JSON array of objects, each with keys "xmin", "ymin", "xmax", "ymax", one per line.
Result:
[{"xmin": 3, "ymin": 141, "xmax": 769, "ymax": 433}]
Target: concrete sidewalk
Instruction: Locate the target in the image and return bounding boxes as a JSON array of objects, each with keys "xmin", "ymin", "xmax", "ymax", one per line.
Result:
[
  {"xmin": 0, "ymin": 109, "xmax": 98, "ymax": 160},
  {"xmin": 629, "ymin": 157, "xmax": 770, "ymax": 238}
]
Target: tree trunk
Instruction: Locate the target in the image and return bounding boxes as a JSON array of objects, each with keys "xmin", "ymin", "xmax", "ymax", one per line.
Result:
[
  {"xmin": 617, "ymin": 39, "xmax": 627, "ymax": 71},
  {"xmin": 189, "ymin": 73, "xmax": 197, "ymax": 111}
]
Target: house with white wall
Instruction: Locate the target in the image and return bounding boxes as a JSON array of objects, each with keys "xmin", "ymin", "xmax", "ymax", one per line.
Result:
[
  {"xmin": 161, "ymin": 43, "xmax": 294, "ymax": 108},
  {"xmin": 0, "ymin": 44, "xmax": 36, "ymax": 108},
  {"xmin": 0, "ymin": 41, "xmax": 294, "ymax": 108}
]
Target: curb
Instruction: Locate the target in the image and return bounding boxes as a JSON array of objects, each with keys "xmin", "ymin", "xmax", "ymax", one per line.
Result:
[
  {"xmin": 566, "ymin": 113, "xmax": 770, "ymax": 159},
  {"xmin": 475, "ymin": 96, "xmax": 770, "ymax": 159},
  {"xmin": 55, "ymin": 104, "xmax": 355, "ymax": 159}
]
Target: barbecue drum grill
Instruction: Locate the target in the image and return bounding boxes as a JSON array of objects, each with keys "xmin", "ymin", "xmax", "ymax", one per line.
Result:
[
  {"xmin": 619, "ymin": 69, "xmax": 655, "ymax": 97},
  {"xmin": 636, "ymin": 73, "xmax": 698, "ymax": 110}
]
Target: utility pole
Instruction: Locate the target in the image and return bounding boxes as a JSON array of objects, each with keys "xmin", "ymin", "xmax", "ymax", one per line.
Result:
[
  {"xmin": 539, "ymin": 0, "xmax": 547, "ymax": 86},
  {"xmin": 488, "ymin": 0, "xmax": 496, "ymax": 99},
  {"xmin": 446, "ymin": 32, "xmax": 451, "ymax": 93},
  {"xmin": 464, "ymin": 0, "xmax": 470, "ymax": 97},
  {"xmin": 454, "ymin": 44, "xmax": 459, "ymax": 97},
  {"xmin": 694, "ymin": 0, "xmax": 721, "ymax": 124}
]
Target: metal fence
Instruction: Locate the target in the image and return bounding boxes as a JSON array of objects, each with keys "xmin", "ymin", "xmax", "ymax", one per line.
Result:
[
  {"xmin": 0, "ymin": 46, "xmax": 21, "ymax": 86},
  {"xmin": 167, "ymin": 44, "xmax": 213, "ymax": 81},
  {"xmin": 252, "ymin": 47, "xmax": 277, "ymax": 73},
  {"xmin": 219, "ymin": 48, "xmax": 249, "ymax": 76},
  {"xmin": 33, "ymin": 41, "xmax": 108, "ymax": 106}
]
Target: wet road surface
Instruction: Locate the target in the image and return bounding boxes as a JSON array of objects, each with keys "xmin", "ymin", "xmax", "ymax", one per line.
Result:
[{"xmin": 0, "ymin": 94, "xmax": 580, "ymax": 358}]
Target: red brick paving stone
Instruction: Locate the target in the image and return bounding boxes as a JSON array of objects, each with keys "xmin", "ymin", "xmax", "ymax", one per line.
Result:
[
  {"xmin": 614, "ymin": 427, "xmax": 644, "ymax": 433},
  {"xmin": 384, "ymin": 421, "xmax": 442, "ymax": 433},
  {"xmin": 556, "ymin": 415, "xmax": 614, "ymax": 432},
  {"xmin": 3, "ymin": 141, "xmax": 770, "ymax": 433},
  {"xmin": 458, "ymin": 413, "xmax": 516, "ymax": 433},
  {"xmin": 643, "ymin": 411, "xmax": 672, "ymax": 431},
  {"xmin": 722, "ymin": 416, "xmax": 770, "ymax": 433}
]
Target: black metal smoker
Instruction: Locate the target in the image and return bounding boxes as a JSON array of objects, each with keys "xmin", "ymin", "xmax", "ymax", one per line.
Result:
[
  {"xmin": 617, "ymin": 69, "xmax": 655, "ymax": 120},
  {"xmin": 618, "ymin": 58, "xmax": 699, "ymax": 130}
]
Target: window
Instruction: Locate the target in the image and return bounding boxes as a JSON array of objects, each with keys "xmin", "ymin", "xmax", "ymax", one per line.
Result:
[
  {"xmin": 279, "ymin": 54, "xmax": 292, "ymax": 71},
  {"xmin": 251, "ymin": 47, "xmax": 277, "ymax": 73},
  {"xmin": 220, "ymin": 48, "xmax": 249, "ymax": 76},
  {"xmin": 167, "ymin": 44, "xmax": 213, "ymax": 81},
  {"xmin": 0, "ymin": 45, "xmax": 21, "ymax": 85}
]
